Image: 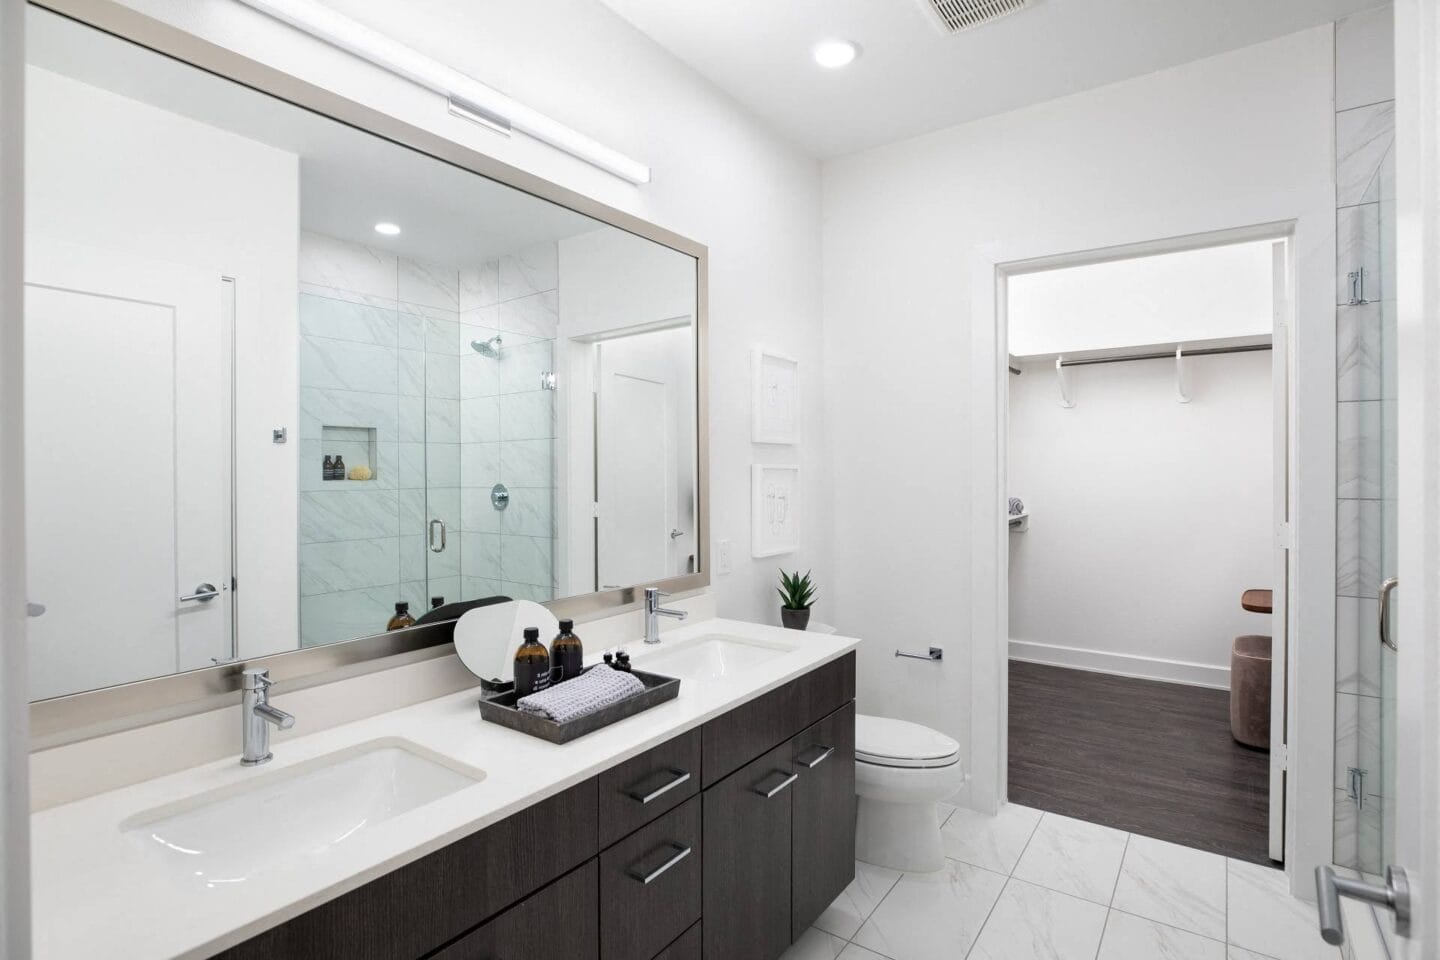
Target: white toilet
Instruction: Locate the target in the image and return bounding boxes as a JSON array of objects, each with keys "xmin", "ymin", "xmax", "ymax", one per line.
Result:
[{"xmin": 854, "ymin": 714, "xmax": 964, "ymax": 873}]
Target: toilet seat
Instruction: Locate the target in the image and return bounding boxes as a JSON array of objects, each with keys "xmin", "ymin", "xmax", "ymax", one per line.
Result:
[{"xmin": 855, "ymin": 714, "xmax": 960, "ymax": 769}]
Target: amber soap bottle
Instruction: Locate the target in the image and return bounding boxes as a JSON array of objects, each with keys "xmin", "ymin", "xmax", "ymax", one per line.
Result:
[
  {"xmin": 551, "ymin": 619, "xmax": 584, "ymax": 682},
  {"xmin": 514, "ymin": 627, "xmax": 552, "ymax": 696}
]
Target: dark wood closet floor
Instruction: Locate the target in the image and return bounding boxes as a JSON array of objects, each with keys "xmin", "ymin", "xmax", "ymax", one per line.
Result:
[{"xmin": 1008, "ymin": 660, "xmax": 1274, "ymax": 865}]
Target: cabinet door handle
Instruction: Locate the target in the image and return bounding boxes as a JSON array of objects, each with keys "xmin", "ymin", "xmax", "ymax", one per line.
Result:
[
  {"xmin": 797, "ymin": 745, "xmax": 834, "ymax": 769},
  {"xmin": 752, "ymin": 770, "xmax": 798, "ymax": 799},
  {"xmin": 626, "ymin": 767, "xmax": 692, "ymax": 804},
  {"xmin": 626, "ymin": 841, "xmax": 692, "ymax": 885}
]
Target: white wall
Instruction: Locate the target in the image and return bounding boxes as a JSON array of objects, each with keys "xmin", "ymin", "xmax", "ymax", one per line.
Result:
[
  {"xmin": 106, "ymin": 0, "xmax": 827, "ymax": 629},
  {"xmin": 1008, "ymin": 350, "xmax": 1274, "ymax": 688},
  {"xmin": 24, "ymin": 66, "xmax": 301, "ymax": 663},
  {"xmin": 822, "ymin": 27, "xmax": 1335, "ymax": 815}
]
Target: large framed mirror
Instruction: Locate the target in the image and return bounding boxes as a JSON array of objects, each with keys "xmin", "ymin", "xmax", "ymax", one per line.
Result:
[{"xmin": 24, "ymin": 0, "xmax": 707, "ymax": 735}]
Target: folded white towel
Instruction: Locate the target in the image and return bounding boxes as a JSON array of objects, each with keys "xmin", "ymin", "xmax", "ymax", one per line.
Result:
[{"xmin": 516, "ymin": 664, "xmax": 646, "ymax": 724}]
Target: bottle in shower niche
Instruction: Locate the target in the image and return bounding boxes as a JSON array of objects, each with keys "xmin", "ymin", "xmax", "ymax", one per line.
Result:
[
  {"xmin": 513, "ymin": 627, "xmax": 552, "ymax": 696},
  {"xmin": 322, "ymin": 454, "xmax": 335, "ymax": 481},
  {"xmin": 387, "ymin": 601, "xmax": 415, "ymax": 631},
  {"xmin": 551, "ymin": 619, "xmax": 584, "ymax": 682},
  {"xmin": 333, "ymin": 455, "xmax": 346, "ymax": 481}
]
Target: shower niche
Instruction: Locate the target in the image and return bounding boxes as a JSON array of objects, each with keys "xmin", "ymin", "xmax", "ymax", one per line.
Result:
[{"xmin": 318, "ymin": 425, "xmax": 378, "ymax": 483}]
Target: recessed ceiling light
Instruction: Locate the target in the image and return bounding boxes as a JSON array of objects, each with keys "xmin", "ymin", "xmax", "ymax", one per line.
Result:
[
  {"xmin": 374, "ymin": 221, "xmax": 402, "ymax": 236},
  {"xmin": 813, "ymin": 40, "xmax": 859, "ymax": 69}
]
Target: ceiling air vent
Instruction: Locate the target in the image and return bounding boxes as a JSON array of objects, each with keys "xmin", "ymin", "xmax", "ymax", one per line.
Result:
[{"xmin": 913, "ymin": 0, "xmax": 1034, "ymax": 34}]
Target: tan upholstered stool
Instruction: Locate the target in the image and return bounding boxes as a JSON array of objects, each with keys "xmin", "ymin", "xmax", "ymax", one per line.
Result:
[{"xmin": 1230, "ymin": 635, "xmax": 1272, "ymax": 748}]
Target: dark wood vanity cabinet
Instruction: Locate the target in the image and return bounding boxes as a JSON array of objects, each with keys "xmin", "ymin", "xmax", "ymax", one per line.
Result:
[{"xmin": 216, "ymin": 653, "xmax": 855, "ymax": 960}]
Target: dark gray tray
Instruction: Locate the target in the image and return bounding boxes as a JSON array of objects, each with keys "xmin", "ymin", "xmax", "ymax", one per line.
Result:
[{"xmin": 477, "ymin": 668, "xmax": 681, "ymax": 744}]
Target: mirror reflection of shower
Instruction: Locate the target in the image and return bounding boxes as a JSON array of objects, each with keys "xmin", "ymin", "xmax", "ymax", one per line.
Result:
[{"xmin": 470, "ymin": 334, "xmax": 503, "ymax": 358}]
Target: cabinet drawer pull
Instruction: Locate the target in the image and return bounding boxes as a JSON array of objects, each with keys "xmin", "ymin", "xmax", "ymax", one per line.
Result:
[
  {"xmin": 626, "ymin": 841, "xmax": 693, "ymax": 885},
  {"xmin": 752, "ymin": 770, "xmax": 798, "ymax": 799},
  {"xmin": 626, "ymin": 767, "xmax": 692, "ymax": 805},
  {"xmin": 797, "ymin": 745, "xmax": 834, "ymax": 769}
]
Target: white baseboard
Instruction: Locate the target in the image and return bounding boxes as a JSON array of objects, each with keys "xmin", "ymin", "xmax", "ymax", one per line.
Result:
[{"xmin": 1008, "ymin": 638, "xmax": 1231, "ymax": 690}]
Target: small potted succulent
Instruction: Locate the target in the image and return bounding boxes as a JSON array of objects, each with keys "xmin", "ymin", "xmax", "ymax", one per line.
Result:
[{"xmin": 777, "ymin": 569, "xmax": 817, "ymax": 631}]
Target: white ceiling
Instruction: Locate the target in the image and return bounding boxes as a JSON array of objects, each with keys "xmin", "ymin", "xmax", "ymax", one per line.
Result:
[
  {"xmin": 598, "ymin": 0, "xmax": 1380, "ymax": 158},
  {"xmin": 28, "ymin": 8, "xmax": 602, "ymax": 267}
]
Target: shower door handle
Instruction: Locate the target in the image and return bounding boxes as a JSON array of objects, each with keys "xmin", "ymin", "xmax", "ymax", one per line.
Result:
[
  {"xmin": 1379, "ymin": 577, "xmax": 1398, "ymax": 651},
  {"xmin": 429, "ymin": 519, "xmax": 447, "ymax": 553}
]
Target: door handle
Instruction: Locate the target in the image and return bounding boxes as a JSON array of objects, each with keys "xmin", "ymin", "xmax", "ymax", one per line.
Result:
[
  {"xmin": 1316, "ymin": 865, "xmax": 1411, "ymax": 943},
  {"xmin": 626, "ymin": 842, "xmax": 692, "ymax": 885},
  {"xmin": 179, "ymin": 583, "xmax": 220, "ymax": 603},
  {"xmin": 797, "ymin": 745, "xmax": 835, "ymax": 769},
  {"xmin": 1379, "ymin": 577, "xmax": 1398, "ymax": 651},
  {"xmin": 26, "ymin": 602, "xmax": 45, "ymax": 618},
  {"xmin": 752, "ymin": 769, "xmax": 798, "ymax": 798},
  {"xmin": 429, "ymin": 519, "xmax": 447, "ymax": 553}
]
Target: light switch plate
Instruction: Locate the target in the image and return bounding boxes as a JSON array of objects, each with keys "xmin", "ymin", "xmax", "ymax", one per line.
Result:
[{"xmin": 716, "ymin": 539, "xmax": 732, "ymax": 575}]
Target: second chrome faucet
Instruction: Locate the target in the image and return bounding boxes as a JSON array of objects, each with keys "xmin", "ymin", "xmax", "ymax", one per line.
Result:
[
  {"xmin": 644, "ymin": 587, "xmax": 687, "ymax": 644},
  {"xmin": 241, "ymin": 668, "xmax": 295, "ymax": 765}
]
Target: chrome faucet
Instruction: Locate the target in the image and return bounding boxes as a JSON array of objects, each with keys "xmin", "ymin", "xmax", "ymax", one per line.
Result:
[
  {"xmin": 241, "ymin": 668, "xmax": 295, "ymax": 765},
  {"xmin": 644, "ymin": 587, "xmax": 688, "ymax": 644}
]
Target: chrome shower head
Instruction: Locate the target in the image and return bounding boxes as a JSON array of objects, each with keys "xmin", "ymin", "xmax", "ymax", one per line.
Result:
[{"xmin": 470, "ymin": 334, "xmax": 503, "ymax": 358}]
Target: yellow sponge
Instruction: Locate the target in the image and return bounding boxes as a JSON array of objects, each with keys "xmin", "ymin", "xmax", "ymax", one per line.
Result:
[{"xmin": 347, "ymin": 464, "xmax": 373, "ymax": 481}]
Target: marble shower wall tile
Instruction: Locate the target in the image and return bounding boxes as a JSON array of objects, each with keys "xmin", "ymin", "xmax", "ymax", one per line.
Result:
[
  {"xmin": 1333, "ymin": 692, "xmax": 1381, "ymax": 792},
  {"xmin": 1336, "ymin": 499, "xmax": 1382, "ymax": 598},
  {"xmin": 459, "ymin": 260, "xmax": 500, "ymax": 311},
  {"xmin": 499, "ymin": 340, "xmax": 555, "ymax": 395},
  {"xmin": 1337, "ymin": 401, "xmax": 1383, "ymax": 499},
  {"xmin": 1337, "ymin": 302, "xmax": 1383, "ymax": 402},
  {"xmin": 496, "ymin": 290, "xmax": 560, "ymax": 339},
  {"xmin": 461, "ymin": 441, "xmax": 501, "ymax": 488},
  {"xmin": 501, "ymin": 534, "xmax": 553, "ymax": 587},
  {"xmin": 460, "ymin": 532, "xmax": 502, "ymax": 580},
  {"xmin": 299, "ymin": 387, "xmax": 398, "ymax": 440},
  {"xmin": 1336, "ymin": 596, "xmax": 1383, "ymax": 696},
  {"xmin": 300, "ymin": 586, "xmax": 403, "ymax": 647},
  {"xmin": 461, "ymin": 487, "xmax": 502, "ymax": 534},
  {"xmin": 499, "ymin": 391, "xmax": 555, "ymax": 440},
  {"xmin": 501, "ymin": 487, "xmax": 554, "ymax": 539},
  {"xmin": 461, "ymin": 397, "xmax": 501, "ymax": 444},
  {"xmin": 298, "ymin": 537, "xmax": 399, "ymax": 596},
  {"xmin": 1336, "ymin": 204, "xmax": 1381, "ymax": 306},
  {"xmin": 299, "ymin": 231, "xmax": 397, "ymax": 300},
  {"xmin": 299, "ymin": 489, "xmax": 400, "ymax": 543},
  {"xmin": 1337, "ymin": 101, "xmax": 1395, "ymax": 207},
  {"xmin": 298, "ymin": 293, "xmax": 398, "ymax": 346},
  {"xmin": 399, "ymin": 257, "xmax": 459, "ymax": 311},
  {"xmin": 499, "ymin": 439, "xmax": 554, "ymax": 487},
  {"xmin": 497, "ymin": 242, "xmax": 558, "ymax": 301},
  {"xmin": 299, "ymin": 336, "xmax": 398, "ymax": 395}
]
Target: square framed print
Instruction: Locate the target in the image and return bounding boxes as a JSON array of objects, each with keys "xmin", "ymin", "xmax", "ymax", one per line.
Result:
[
  {"xmin": 752, "ymin": 464, "xmax": 800, "ymax": 557},
  {"xmin": 752, "ymin": 348, "xmax": 800, "ymax": 444}
]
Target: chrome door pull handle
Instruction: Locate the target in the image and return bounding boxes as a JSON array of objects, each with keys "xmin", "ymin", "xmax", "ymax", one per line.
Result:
[
  {"xmin": 179, "ymin": 583, "xmax": 220, "ymax": 603},
  {"xmin": 752, "ymin": 770, "xmax": 798, "ymax": 798},
  {"xmin": 1316, "ymin": 865, "xmax": 1411, "ymax": 943},
  {"xmin": 626, "ymin": 842, "xmax": 692, "ymax": 885},
  {"xmin": 797, "ymin": 745, "xmax": 834, "ymax": 769},
  {"xmin": 1379, "ymin": 577, "xmax": 1398, "ymax": 651},
  {"xmin": 428, "ymin": 518, "xmax": 447, "ymax": 553},
  {"xmin": 626, "ymin": 768, "xmax": 692, "ymax": 804}
]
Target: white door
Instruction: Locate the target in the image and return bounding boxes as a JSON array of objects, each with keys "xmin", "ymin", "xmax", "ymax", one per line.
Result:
[
  {"xmin": 25, "ymin": 239, "xmax": 232, "ymax": 698},
  {"xmin": 595, "ymin": 346, "xmax": 671, "ymax": 590},
  {"xmin": 1269, "ymin": 238, "xmax": 1292, "ymax": 863}
]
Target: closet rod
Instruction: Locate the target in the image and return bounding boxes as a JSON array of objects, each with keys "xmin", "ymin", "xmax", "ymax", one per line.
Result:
[{"xmin": 1058, "ymin": 343, "xmax": 1271, "ymax": 368}]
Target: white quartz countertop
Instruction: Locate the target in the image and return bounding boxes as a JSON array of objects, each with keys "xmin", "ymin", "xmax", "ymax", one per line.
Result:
[{"xmin": 30, "ymin": 618, "xmax": 858, "ymax": 960}]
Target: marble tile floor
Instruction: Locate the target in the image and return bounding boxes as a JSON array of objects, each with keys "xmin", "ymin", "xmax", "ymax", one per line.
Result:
[{"xmin": 781, "ymin": 805, "xmax": 1342, "ymax": 960}]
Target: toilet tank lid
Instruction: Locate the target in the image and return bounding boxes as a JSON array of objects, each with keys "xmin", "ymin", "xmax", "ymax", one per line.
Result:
[{"xmin": 855, "ymin": 714, "xmax": 960, "ymax": 766}]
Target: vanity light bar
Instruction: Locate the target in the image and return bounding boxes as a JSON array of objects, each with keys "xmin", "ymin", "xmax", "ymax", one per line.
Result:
[{"xmin": 233, "ymin": 0, "xmax": 652, "ymax": 185}]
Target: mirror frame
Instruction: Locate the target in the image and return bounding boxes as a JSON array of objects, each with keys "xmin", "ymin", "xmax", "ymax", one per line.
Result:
[{"xmin": 27, "ymin": 0, "xmax": 710, "ymax": 747}]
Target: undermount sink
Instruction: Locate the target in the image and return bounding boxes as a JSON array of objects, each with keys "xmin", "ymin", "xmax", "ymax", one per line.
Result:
[
  {"xmin": 122, "ymin": 738, "xmax": 484, "ymax": 888},
  {"xmin": 636, "ymin": 634, "xmax": 796, "ymax": 682}
]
